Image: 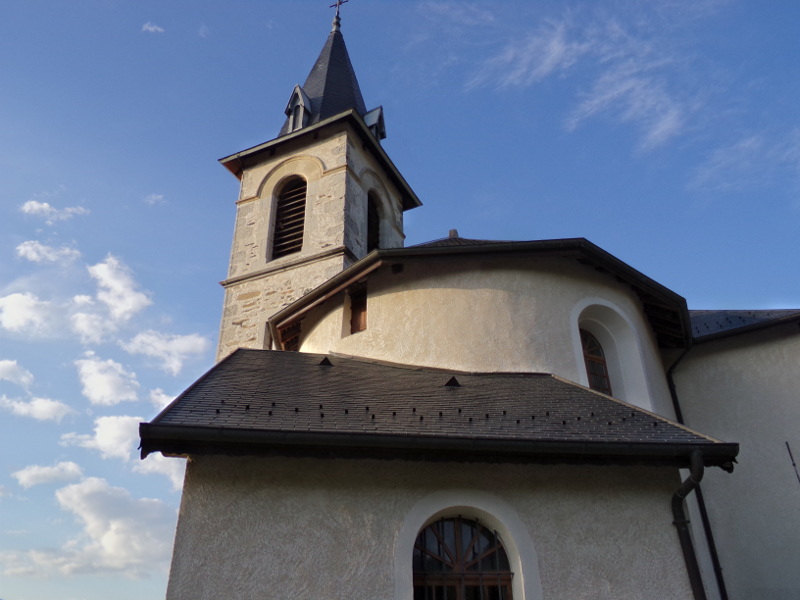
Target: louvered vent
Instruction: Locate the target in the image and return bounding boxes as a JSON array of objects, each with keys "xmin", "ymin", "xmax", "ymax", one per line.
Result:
[
  {"xmin": 272, "ymin": 178, "xmax": 307, "ymax": 259},
  {"xmin": 367, "ymin": 194, "xmax": 380, "ymax": 252}
]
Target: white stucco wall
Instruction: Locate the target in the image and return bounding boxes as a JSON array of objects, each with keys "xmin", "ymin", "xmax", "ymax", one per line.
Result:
[
  {"xmin": 675, "ymin": 323, "xmax": 800, "ymax": 600},
  {"xmin": 166, "ymin": 455, "xmax": 692, "ymax": 600},
  {"xmin": 299, "ymin": 256, "xmax": 674, "ymax": 415}
]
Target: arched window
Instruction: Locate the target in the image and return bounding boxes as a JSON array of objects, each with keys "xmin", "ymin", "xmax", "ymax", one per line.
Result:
[
  {"xmin": 272, "ymin": 178, "xmax": 306, "ymax": 259},
  {"xmin": 580, "ymin": 328, "xmax": 612, "ymax": 396},
  {"xmin": 413, "ymin": 516, "xmax": 513, "ymax": 600},
  {"xmin": 367, "ymin": 192, "xmax": 381, "ymax": 252}
]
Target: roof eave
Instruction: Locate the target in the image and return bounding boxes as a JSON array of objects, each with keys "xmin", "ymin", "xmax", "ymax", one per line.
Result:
[
  {"xmin": 218, "ymin": 110, "xmax": 421, "ymax": 211},
  {"xmin": 693, "ymin": 312, "xmax": 800, "ymax": 344},
  {"xmin": 269, "ymin": 239, "xmax": 692, "ymax": 349},
  {"xmin": 139, "ymin": 423, "xmax": 738, "ymax": 470}
]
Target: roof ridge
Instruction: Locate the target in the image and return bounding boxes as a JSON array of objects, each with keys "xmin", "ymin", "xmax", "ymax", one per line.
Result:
[{"xmin": 326, "ymin": 351, "xmax": 551, "ymax": 377}]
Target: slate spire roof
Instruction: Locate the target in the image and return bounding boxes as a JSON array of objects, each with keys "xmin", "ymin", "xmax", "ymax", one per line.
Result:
[{"xmin": 279, "ymin": 15, "xmax": 367, "ymax": 136}]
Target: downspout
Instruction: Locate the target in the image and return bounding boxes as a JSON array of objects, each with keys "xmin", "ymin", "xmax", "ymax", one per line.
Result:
[
  {"xmin": 668, "ymin": 350, "xmax": 730, "ymax": 600},
  {"xmin": 673, "ymin": 450, "xmax": 707, "ymax": 600}
]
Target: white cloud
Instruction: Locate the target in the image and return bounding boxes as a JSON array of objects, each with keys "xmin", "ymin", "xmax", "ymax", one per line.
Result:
[
  {"xmin": 462, "ymin": 6, "xmax": 714, "ymax": 150},
  {"xmin": 122, "ymin": 330, "xmax": 210, "ymax": 375},
  {"xmin": 19, "ymin": 200, "xmax": 89, "ymax": 225},
  {"xmin": 467, "ymin": 20, "xmax": 588, "ymax": 91},
  {"xmin": 12, "ymin": 462, "xmax": 84, "ymax": 489},
  {"xmin": 73, "ymin": 294, "xmax": 94, "ymax": 306},
  {"xmin": 0, "ymin": 292, "xmax": 52, "ymax": 335},
  {"xmin": 134, "ymin": 455, "xmax": 186, "ymax": 491},
  {"xmin": 142, "ymin": 22, "xmax": 165, "ymax": 33},
  {"xmin": 16, "ymin": 240, "xmax": 81, "ymax": 264},
  {"xmin": 143, "ymin": 193, "xmax": 164, "ymax": 205},
  {"xmin": 419, "ymin": 1, "xmax": 495, "ymax": 28},
  {"xmin": 74, "ymin": 353, "xmax": 139, "ymax": 405},
  {"xmin": 690, "ymin": 129, "xmax": 800, "ymax": 193},
  {"xmin": 565, "ymin": 62, "xmax": 686, "ymax": 151},
  {"xmin": 149, "ymin": 387, "xmax": 175, "ymax": 411},
  {"xmin": 0, "ymin": 359, "xmax": 34, "ymax": 388},
  {"xmin": 0, "ymin": 395, "xmax": 75, "ymax": 422},
  {"xmin": 61, "ymin": 415, "xmax": 141, "ymax": 461},
  {"xmin": 87, "ymin": 256, "xmax": 151, "ymax": 322},
  {"xmin": 70, "ymin": 311, "xmax": 118, "ymax": 345},
  {"xmin": 62, "ymin": 415, "xmax": 186, "ymax": 489},
  {"xmin": 1, "ymin": 478, "xmax": 175, "ymax": 577},
  {"xmin": 198, "ymin": 24, "xmax": 209, "ymax": 38}
]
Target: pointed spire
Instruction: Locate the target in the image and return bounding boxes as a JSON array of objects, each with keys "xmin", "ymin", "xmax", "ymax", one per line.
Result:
[{"xmin": 280, "ymin": 10, "xmax": 367, "ymax": 136}]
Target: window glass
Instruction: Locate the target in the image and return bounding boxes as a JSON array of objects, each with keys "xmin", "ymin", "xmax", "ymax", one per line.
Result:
[
  {"xmin": 580, "ymin": 328, "xmax": 612, "ymax": 395},
  {"xmin": 413, "ymin": 517, "xmax": 513, "ymax": 600}
]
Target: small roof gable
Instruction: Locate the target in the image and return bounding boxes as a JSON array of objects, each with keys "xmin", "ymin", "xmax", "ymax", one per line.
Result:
[
  {"xmin": 691, "ymin": 309, "xmax": 800, "ymax": 342},
  {"xmin": 279, "ymin": 24, "xmax": 367, "ymax": 136},
  {"xmin": 140, "ymin": 349, "xmax": 737, "ymax": 470}
]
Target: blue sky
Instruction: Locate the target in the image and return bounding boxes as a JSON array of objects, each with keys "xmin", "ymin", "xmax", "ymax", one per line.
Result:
[{"xmin": 1, "ymin": 1, "xmax": 798, "ymax": 598}]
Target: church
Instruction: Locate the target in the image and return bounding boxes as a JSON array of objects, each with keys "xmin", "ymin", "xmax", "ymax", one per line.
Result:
[{"xmin": 139, "ymin": 10, "xmax": 800, "ymax": 600}]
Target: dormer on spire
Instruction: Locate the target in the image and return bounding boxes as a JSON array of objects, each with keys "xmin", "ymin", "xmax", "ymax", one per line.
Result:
[
  {"xmin": 363, "ymin": 106, "xmax": 386, "ymax": 141},
  {"xmin": 284, "ymin": 85, "xmax": 312, "ymax": 133}
]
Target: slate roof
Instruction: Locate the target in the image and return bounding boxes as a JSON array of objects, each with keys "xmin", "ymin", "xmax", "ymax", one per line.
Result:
[
  {"xmin": 690, "ymin": 309, "xmax": 800, "ymax": 341},
  {"xmin": 279, "ymin": 21, "xmax": 367, "ymax": 136},
  {"xmin": 140, "ymin": 349, "xmax": 737, "ymax": 469}
]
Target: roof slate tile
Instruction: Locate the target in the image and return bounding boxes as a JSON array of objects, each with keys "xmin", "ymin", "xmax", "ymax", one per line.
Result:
[{"xmin": 147, "ymin": 349, "xmax": 729, "ymax": 451}]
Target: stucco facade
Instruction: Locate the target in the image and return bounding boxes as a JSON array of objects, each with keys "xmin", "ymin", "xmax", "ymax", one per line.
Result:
[
  {"xmin": 143, "ymin": 16, "xmax": 760, "ymax": 600},
  {"xmin": 167, "ymin": 455, "xmax": 693, "ymax": 600},
  {"xmin": 674, "ymin": 323, "xmax": 800, "ymax": 600},
  {"xmin": 299, "ymin": 256, "xmax": 674, "ymax": 415}
]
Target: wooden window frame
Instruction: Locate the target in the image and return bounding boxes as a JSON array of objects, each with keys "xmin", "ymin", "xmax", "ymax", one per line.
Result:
[
  {"xmin": 580, "ymin": 328, "xmax": 612, "ymax": 395},
  {"xmin": 413, "ymin": 517, "xmax": 513, "ymax": 600},
  {"xmin": 349, "ymin": 287, "xmax": 367, "ymax": 334}
]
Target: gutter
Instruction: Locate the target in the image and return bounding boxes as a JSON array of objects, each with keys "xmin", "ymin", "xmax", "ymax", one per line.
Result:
[
  {"xmin": 673, "ymin": 450, "xmax": 707, "ymax": 600},
  {"xmin": 139, "ymin": 422, "xmax": 737, "ymax": 467},
  {"xmin": 668, "ymin": 350, "xmax": 731, "ymax": 600}
]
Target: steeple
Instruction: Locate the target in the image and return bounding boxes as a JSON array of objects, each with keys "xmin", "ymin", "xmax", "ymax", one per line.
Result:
[
  {"xmin": 279, "ymin": 14, "xmax": 368, "ymax": 136},
  {"xmin": 215, "ymin": 8, "xmax": 417, "ymax": 360}
]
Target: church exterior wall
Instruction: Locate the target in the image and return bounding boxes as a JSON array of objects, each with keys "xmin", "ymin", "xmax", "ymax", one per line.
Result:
[
  {"xmin": 166, "ymin": 455, "xmax": 692, "ymax": 600},
  {"xmin": 299, "ymin": 256, "xmax": 674, "ymax": 415},
  {"xmin": 217, "ymin": 125, "xmax": 406, "ymax": 360},
  {"xmin": 674, "ymin": 323, "xmax": 800, "ymax": 600}
]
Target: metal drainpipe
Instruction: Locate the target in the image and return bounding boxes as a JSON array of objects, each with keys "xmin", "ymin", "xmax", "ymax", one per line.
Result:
[
  {"xmin": 668, "ymin": 350, "xmax": 730, "ymax": 600},
  {"xmin": 673, "ymin": 450, "xmax": 707, "ymax": 600}
]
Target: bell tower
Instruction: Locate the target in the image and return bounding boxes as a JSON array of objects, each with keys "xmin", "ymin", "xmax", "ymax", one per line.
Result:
[{"xmin": 216, "ymin": 12, "xmax": 420, "ymax": 359}]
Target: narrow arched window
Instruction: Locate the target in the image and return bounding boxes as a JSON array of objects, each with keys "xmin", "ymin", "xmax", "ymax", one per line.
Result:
[
  {"xmin": 272, "ymin": 178, "xmax": 306, "ymax": 259},
  {"xmin": 413, "ymin": 516, "xmax": 513, "ymax": 600},
  {"xmin": 367, "ymin": 192, "xmax": 380, "ymax": 252},
  {"xmin": 581, "ymin": 328, "xmax": 612, "ymax": 396}
]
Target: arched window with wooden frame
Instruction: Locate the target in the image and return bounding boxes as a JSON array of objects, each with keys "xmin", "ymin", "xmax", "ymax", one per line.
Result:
[
  {"xmin": 367, "ymin": 192, "xmax": 381, "ymax": 252},
  {"xmin": 413, "ymin": 516, "xmax": 513, "ymax": 600},
  {"xmin": 580, "ymin": 328, "xmax": 612, "ymax": 396},
  {"xmin": 272, "ymin": 177, "xmax": 307, "ymax": 259}
]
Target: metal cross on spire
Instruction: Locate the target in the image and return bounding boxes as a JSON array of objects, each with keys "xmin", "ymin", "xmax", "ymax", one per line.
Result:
[
  {"xmin": 330, "ymin": 0, "xmax": 349, "ymax": 31},
  {"xmin": 330, "ymin": 0, "xmax": 349, "ymax": 17}
]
